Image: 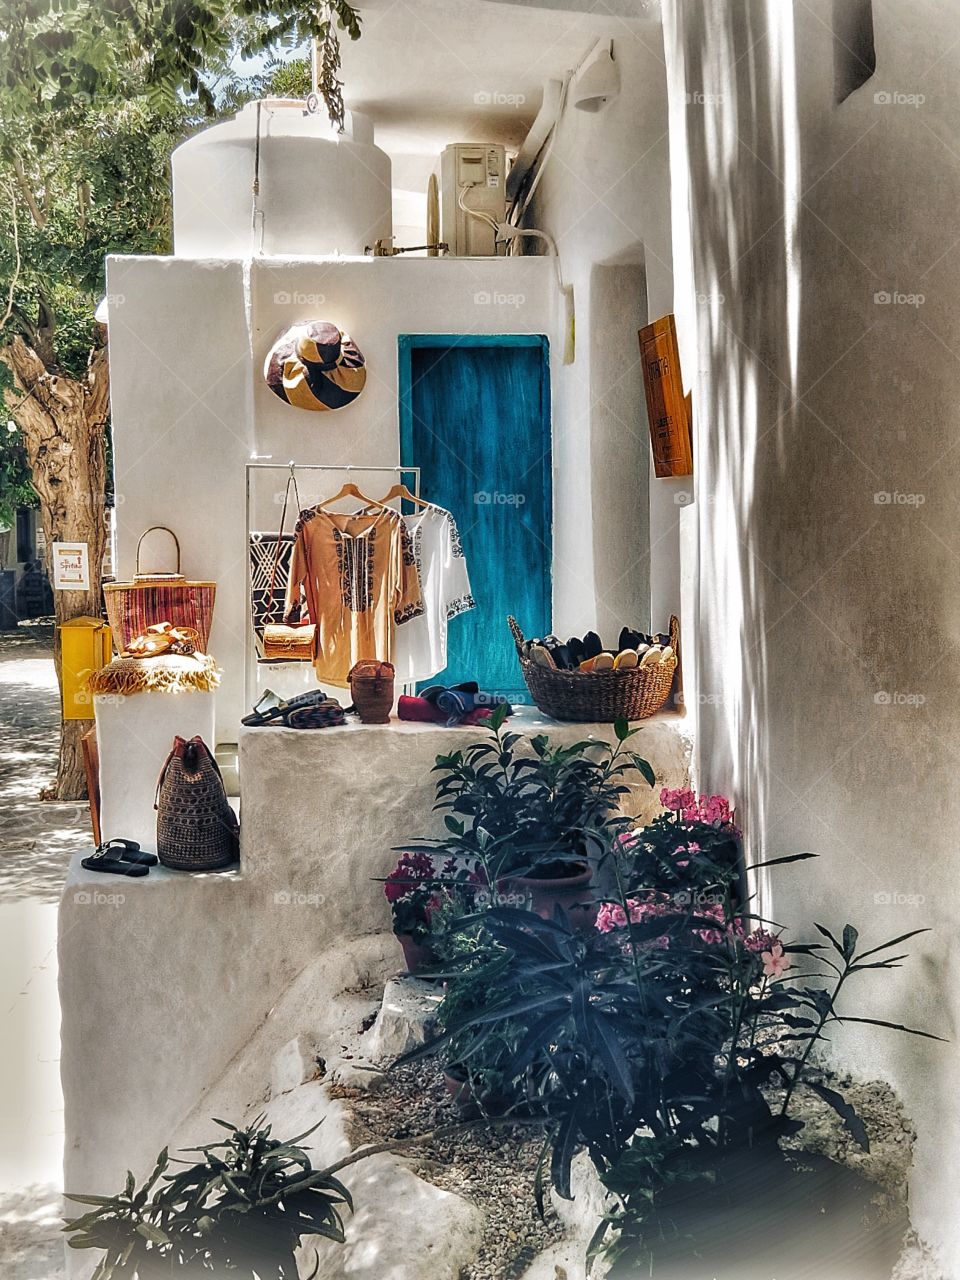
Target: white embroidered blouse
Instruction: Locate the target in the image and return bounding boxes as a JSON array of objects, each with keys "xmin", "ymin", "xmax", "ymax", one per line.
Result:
[{"xmin": 392, "ymin": 504, "xmax": 476, "ymax": 682}]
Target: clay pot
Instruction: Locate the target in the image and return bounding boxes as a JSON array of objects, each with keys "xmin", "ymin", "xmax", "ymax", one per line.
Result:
[
  {"xmin": 503, "ymin": 860, "xmax": 596, "ymax": 928},
  {"xmin": 442, "ymin": 1065, "xmax": 511, "ymax": 1116},
  {"xmin": 395, "ymin": 932, "xmax": 435, "ymax": 974}
]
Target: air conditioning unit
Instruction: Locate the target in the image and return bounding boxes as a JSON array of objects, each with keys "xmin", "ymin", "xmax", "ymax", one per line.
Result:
[{"xmin": 439, "ymin": 143, "xmax": 507, "ymax": 257}]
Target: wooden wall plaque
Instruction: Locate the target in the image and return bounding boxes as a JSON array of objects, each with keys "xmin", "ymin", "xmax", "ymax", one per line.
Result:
[{"xmin": 639, "ymin": 314, "xmax": 693, "ymax": 478}]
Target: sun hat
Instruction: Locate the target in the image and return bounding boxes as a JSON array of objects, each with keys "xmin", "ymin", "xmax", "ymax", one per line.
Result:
[{"xmin": 264, "ymin": 321, "xmax": 367, "ymax": 411}]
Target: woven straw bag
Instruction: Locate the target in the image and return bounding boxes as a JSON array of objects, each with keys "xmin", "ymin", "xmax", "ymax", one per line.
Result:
[
  {"xmin": 104, "ymin": 528, "xmax": 216, "ymax": 653},
  {"xmin": 155, "ymin": 736, "xmax": 239, "ymax": 870},
  {"xmin": 509, "ymin": 615, "xmax": 679, "ymax": 722}
]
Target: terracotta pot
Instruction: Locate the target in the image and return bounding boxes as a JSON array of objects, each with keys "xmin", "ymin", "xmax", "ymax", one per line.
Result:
[
  {"xmin": 442, "ymin": 1065, "xmax": 511, "ymax": 1115},
  {"xmin": 442, "ymin": 1064, "xmax": 474, "ymax": 1109},
  {"xmin": 395, "ymin": 932, "xmax": 435, "ymax": 974},
  {"xmin": 503, "ymin": 860, "xmax": 596, "ymax": 928}
]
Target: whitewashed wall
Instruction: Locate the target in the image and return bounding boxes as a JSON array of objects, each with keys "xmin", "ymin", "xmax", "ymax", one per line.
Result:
[
  {"xmin": 663, "ymin": 0, "xmax": 960, "ymax": 1270},
  {"xmin": 527, "ymin": 31, "xmax": 681, "ymax": 639}
]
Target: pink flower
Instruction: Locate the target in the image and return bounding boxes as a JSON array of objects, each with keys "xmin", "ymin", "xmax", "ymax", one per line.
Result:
[
  {"xmin": 761, "ymin": 941, "xmax": 791, "ymax": 979},
  {"xmin": 661, "ymin": 787, "xmax": 697, "ymax": 812},
  {"xmin": 744, "ymin": 928, "xmax": 780, "ymax": 954}
]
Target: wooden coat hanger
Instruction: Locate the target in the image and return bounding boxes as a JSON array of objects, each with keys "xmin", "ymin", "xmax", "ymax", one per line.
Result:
[
  {"xmin": 317, "ymin": 479, "xmax": 382, "ymax": 509},
  {"xmin": 377, "ymin": 482, "xmax": 430, "ymax": 508}
]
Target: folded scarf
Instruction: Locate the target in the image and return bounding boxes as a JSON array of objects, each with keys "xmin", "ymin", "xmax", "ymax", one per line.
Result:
[{"xmin": 397, "ymin": 696, "xmax": 493, "ymax": 726}]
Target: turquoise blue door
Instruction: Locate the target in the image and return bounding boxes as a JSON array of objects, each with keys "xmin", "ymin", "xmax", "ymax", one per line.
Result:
[{"xmin": 399, "ymin": 335, "xmax": 552, "ymax": 702}]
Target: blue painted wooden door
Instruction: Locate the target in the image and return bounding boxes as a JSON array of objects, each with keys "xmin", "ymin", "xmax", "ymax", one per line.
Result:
[{"xmin": 399, "ymin": 336, "xmax": 552, "ymax": 701}]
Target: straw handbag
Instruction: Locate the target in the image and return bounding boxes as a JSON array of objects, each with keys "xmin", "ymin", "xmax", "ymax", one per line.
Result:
[
  {"xmin": 104, "ymin": 527, "xmax": 216, "ymax": 654},
  {"xmin": 251, "ymin": 473, "xmax": 315, "ymax": 662},
  {"xmin": 155, "ymin": 736, "xmax": 238, "ymax": 871},
  {"xmin": 509, "ymin": 615, "xmax": 679, "ymax": 722}
]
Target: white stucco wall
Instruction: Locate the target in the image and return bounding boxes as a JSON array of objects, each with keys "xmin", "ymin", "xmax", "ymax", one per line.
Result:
[
  {"xmin": 663, "ymin": 0, "xmax": 959, "ymax": 1270},
  {"xmin": 60, "ymin": 712, "xmax": 692, "ymax": 1258},
  {"xmin": 527, "ymin": 30, "xmax": 681, "ymax": 638},
  {"xmin": 106, "ymin": 253, "xmax": 558, "ymax": 735}
]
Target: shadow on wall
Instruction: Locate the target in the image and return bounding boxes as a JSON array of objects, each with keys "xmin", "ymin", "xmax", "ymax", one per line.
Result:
[
  {"xmin": 589, "ymin": 248, "xmax": 652, "ymax": 638},
  {"xmin": 665, "ymin": 0, "xmax": 960, "ymax": 1270},
  {"xmin": 666, "ymin": 0, "xmax": 803, "ymax": 871}
]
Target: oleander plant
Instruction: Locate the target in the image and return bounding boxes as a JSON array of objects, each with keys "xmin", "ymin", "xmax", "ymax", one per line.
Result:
[{"xmin": 401, "ymin": 786, "xmax": 941, "ymax": 1276}]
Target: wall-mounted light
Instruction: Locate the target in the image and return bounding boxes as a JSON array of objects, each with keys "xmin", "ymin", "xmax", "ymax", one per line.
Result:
[{"xmin": 572, "ymin": 41, "xmax": 619, "ymax": 113}]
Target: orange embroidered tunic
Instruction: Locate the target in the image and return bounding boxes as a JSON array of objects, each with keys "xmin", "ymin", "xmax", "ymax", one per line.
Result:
[{"xmin": 284, "ymin": 507, "xmax": 423, "ymax": 687}]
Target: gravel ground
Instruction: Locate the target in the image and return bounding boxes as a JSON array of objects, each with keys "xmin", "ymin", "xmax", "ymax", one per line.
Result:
[{"xmin": 334, "ymin": 1062, "xmax": 562, "ymax": 1280}]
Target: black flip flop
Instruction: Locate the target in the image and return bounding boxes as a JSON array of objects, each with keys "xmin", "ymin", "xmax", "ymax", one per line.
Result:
[
  {"xmin": 81, "ymin": 845, "xmax": 150, "ymax": 877},
  {"xmin": 96, "ymin": 837, "xmax": 158, "ymax": 867},
  {"xmin": 242, "ymin": 689, "xmax": 330, "ymax": 727}
]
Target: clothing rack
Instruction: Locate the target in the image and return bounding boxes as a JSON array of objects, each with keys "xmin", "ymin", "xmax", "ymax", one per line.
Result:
[{"xmin": 243, "ymin": 462, "xmax": 422, "ymax": 713}]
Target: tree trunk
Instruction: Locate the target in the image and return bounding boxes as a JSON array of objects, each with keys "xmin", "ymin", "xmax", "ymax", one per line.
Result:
[{"xmin": 0, "ymin": 334, "xmax": 109, "ymax": 800}]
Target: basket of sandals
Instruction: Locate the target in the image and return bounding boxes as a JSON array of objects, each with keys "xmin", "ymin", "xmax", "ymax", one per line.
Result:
[{"xmin": 508, "ymin": 615, "xmax": 679, "ymax": 722}]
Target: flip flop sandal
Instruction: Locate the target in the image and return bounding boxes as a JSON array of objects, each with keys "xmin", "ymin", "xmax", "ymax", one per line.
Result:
[
  {"xmin": 95, "ymin": 837, "xmax": 158, "ymax": 867},
  {"xmin": 614, "ymin": 649, "xmax": 639, "ymax": 670},
  {"xmin": 619, "ymin": 627, "xmax": 643, "ymax": 652},
  {"xmin": 241, "ymin": 688, "xmax": 330, "ymax": 726},
  {"xmin": 582, "ymin": 631, "xmax": 604, "ymax": 660},
  {"xmin": 287, "ymin": 701, "xmax": 346, "ymax": 729},
  {"xmin": 81, "ymin": 846, "xmax": 150, "ymax": 877},
  {"xmin": 592, "ymin": 653, "xmax": 615, "ymax": 672},
  {"xmin": 566, "ymin": 637, "xmax": 586, "ymax": 667},
  {"xmin": 640, "ymin": 646, "xmax": 663, "ymax": 668}
]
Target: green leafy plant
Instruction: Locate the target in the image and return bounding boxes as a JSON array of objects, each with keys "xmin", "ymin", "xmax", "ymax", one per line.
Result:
[
  {"xmin": 63, "ymin": 1117, "xmax": 352, "ymax": 1278},
  {"xmin": 408, "ymin": 708, "xmax": 656, "ymax": 883},
  {"xmin": 402, "ymin": 796, "xmax": 942, "ymax": 1274}
]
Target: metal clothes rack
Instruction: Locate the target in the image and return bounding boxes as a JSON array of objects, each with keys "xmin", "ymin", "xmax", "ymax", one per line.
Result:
[{"xmin": 243, "ymin": 462, "xmax": 422, "ymax": 712}]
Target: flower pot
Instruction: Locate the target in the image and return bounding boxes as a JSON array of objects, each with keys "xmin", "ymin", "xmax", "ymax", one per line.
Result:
[
  {"xmin": 443, "ymin": 1064, "xmax": 474, "ymax": 1109},
  {"xmin": 442, "ymin": 1064, "xmax": 512, "ymax": 1116},
  {"xmin": 395, "ymin": 932, "xmax": 435, "ymax": 974},
  {"xmin": 504, "ymin": 860, "xmax": 596, "ymax": 927}
]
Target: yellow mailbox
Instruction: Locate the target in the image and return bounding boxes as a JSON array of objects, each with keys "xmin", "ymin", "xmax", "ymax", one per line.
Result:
[{"xmin": 59, "ymin": 616, "xmax": 112, "ymax": 721}]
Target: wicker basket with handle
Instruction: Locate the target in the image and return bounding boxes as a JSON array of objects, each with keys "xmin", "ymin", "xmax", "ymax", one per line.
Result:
[
  {"xmin": 508, "ymin": 615, "xmax": 679, "ymax": 723},
  {"xmin": 104, "ymin": 527, "xmax": 216, "ymax": 653}
]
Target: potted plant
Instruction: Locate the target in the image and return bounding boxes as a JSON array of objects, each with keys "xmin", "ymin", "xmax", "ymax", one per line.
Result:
[
  {"xmin": 63, "ymin": 1117, "xmax": 352, "ymax": 1278},
  {"xmin": 383, "ymin": 851, "xmax": 447, "ymax": 974},
  {"xmin": 402, "ymin": 816, "xmax": 941, "ymax": 1278},
  {"xmin": 407, "ymin": 706, "xmax": 655, "ymax": 921}
]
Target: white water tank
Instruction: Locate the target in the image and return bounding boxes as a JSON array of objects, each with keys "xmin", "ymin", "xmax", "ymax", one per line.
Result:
[{"xmin": 172, "ymin": 100, "xmax": 392, "ymax": 257}]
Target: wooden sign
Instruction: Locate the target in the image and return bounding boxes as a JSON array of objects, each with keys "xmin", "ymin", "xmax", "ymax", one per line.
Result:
[{"xmin": 639, "ymin": 314, "xmax": 693, "ymax": 478}]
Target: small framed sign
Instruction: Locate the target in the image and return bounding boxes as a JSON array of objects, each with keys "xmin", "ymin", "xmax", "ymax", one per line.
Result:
[{"xmin": 52, "ymin": 542, "xmax": 90, "ymax": 591}]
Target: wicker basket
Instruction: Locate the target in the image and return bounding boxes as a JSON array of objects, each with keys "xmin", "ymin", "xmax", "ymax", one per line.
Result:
[{"xmin": 508, "ymin": 615, "xmax": 679, "ymax": 723}]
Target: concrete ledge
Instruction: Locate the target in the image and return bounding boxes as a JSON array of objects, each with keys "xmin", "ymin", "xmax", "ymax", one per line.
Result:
[{"xmin": 60, "ymin": 710, "xmax": 691, "ymax": 1255}]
